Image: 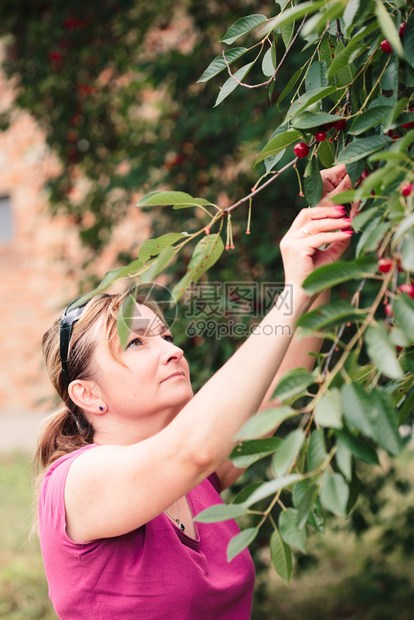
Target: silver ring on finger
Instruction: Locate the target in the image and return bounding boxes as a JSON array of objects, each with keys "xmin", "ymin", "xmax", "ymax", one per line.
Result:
[{"xmin": 300, "ymin": 226, "xmax": 311, "ymax": 236}]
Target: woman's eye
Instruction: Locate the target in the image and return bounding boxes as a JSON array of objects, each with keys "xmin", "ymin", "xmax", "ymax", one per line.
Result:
[
  {"xmin": 126, "ymin": 337, "xmax": 143, "ymax": 349},
  {"xmin": 163, "ymin": 334, "xmax": 174, "ymax": 343}
]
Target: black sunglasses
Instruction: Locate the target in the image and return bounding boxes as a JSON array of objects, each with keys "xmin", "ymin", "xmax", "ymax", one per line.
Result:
[{"xmin": 60, "ymin": 298, "xmax": 88, "ymax": 391}]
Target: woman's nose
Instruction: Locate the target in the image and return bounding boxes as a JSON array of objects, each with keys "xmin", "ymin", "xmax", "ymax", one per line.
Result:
[{"xmin": 160, "ymin": 339, "xmax": 184, "ymax": 364}]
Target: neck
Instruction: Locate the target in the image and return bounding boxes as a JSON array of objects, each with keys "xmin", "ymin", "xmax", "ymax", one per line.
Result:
[{"xmin": 91, "ymin": 403, "xmax": 185, "ymax": 446}]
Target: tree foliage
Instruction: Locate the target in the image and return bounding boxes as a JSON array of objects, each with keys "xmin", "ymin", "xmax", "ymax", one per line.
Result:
[{"xmin": 1, "ymin": 0, "xmax": 414, "ymax": 585}]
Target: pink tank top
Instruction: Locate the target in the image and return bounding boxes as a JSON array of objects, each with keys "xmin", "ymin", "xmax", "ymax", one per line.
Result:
[{"xmin": 39, "ymin": 444, "xmax": 255, "ymax": 619}]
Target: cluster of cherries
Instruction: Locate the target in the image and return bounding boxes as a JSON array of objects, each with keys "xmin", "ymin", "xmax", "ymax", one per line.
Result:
[
  {"xmin": 293, "ymin": 118, "xmax": 347, "ymax": 158},
  {"xmin": 379, "ymin": 257, "xmax": 414, "ymax": 319},
  {"xmin": 293, "ymin": 21, "xmax": 410, "ymax": 159},
  {"xmin": 380, "ymin": 21, "xmax": 407, "ymax": 53}
]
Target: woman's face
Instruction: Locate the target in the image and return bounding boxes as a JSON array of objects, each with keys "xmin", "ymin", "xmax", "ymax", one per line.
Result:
[{"xmin": 92, "ymin": 303, "xmax": 193, "ymax": 427}]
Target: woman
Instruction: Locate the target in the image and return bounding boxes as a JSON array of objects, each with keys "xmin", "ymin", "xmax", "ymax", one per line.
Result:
[{"xmin": 36, "ymin": 165, "xmax": 354, "ymax": 619}]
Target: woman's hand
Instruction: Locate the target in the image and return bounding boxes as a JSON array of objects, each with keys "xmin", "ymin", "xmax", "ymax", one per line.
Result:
[{"xmin": 280, "ymin": 164, "xmax": 356, "ymax": 299}]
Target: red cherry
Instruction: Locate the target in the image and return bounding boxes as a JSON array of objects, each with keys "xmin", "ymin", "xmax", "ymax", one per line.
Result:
[
  {"xmin": 315, "ymin": 131, "xmax": 327, "ymax": 142},
  {"xmin": 293, "ymin": 142, "xmax": 309, "ymax": 158},
  {"xmin": 399, "ymin": 23, "xmax": 406, "ymax": 37},
  {"xmin": 381, "ymin": 40, "xmax": 393, "ymax": 53},
  {"xmin": 49, "ymin": 51, "xmax": 62, "ymax": 63},
  {"xmin": 402, "ymin": 108, "xmax": 414, "ymax": 129},
  {"xmin": 401, "ymin": 182, "xmax": 413, "ymax": 197},
  {"xmin": 334, "ymin": 119, "xmax": 347, "ymax": 131},
  {"xmin": 378, "ymin": 258, "xmax": 394, "ymax": 273},
  {"xmin": 398, "ymin": 283, "xmax": 414, "ymax": 299},
  {"xmin": 385, "ymin": 303, "xmax": 393, "ymax": 317}
]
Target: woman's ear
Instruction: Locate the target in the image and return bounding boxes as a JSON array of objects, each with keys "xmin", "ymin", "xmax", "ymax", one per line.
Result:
[{"xmin": 69, "ymin": 380, "xmax": 106, "ymax": 416}]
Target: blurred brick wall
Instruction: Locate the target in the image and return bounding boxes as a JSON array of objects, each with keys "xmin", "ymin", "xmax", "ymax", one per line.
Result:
[{"xmin": 0, "ymin": 71, "xmax": 151, "ymax": 416}]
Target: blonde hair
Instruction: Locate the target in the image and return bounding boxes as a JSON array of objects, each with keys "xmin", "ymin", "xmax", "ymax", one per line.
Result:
[{"xmin": 34, "ymin": 289, "xmax": 163, "ymax": 472}]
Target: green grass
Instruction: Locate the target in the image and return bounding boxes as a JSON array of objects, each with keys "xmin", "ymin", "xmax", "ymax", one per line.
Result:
[
  {"xmin": 0, "ymin": 453, "xmax": 56, "ymax": 620},
  {"xmin": 2, "ymin": 451, "xmax": 414, "ymax": 620}
]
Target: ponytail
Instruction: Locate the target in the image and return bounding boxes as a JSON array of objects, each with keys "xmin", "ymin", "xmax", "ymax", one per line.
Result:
[{"xmin": 34, "ymin": 406, "xmax": 94, "ymax": 470}]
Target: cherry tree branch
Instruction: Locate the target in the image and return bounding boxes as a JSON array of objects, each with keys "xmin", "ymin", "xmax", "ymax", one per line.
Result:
[
  {"xmin": 224, "ymin": 156, "xmax": 298, "ymax": 214},
  {"xmin": 221, "ymin": 16, "xmax": 307, "ymax": 90}
]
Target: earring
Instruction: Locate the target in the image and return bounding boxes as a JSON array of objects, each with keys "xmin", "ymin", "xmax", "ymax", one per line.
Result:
[{"xmin": 98, "ymin": 404, "xmax": 105, "ymax": 412}]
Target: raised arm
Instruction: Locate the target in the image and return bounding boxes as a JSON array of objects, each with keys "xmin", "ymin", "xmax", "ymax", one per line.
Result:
[
  {"xmin": 64, "ymin": 196, "xmax": 353, "ymax": 542},
  {"xmin": 259, "ymin": 164, "xmax": 355, "ymax": 410}
]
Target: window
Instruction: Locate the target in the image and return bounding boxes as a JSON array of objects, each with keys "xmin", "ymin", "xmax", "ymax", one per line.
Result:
[{"xmin": 0, "ymin": 195, "xmax": 13, "ymax": 242}]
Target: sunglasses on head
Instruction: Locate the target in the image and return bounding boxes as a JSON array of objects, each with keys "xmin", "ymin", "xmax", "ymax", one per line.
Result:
[{"xmin": 60, "ymin": 298, "xmax": 88, "ymax": 391}]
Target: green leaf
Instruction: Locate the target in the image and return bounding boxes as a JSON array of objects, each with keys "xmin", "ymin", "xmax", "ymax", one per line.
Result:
[
  {"xmin": 255, "ymin": 129, "xmax": 302, "ymax": 164},
  {"xmin": 398, "ymin": 386, "xmax": 414, "ymax": 426},
  {"xmin": 302, "ymin": 256, "xmax": 378, "ymax": 295},
  {"xmin": 318, "ymin": 137, "xmax": 335, "ymax": 168},
  {"xmin": 320, "ymin": 472, "xmax": 349, "ymax": 517},
  {"xmin": 342, "ymin": 383, "xmax": 376, "ymax": 436},
  {"xmin": 393, "ymin": 128, "xmax": 414, "ymax": 152},
  {"xmin": 235, "ymin": 406, "xmax": 297, "ymax": 440},
  {"xmin": 292, "ymin": 480, "xmax": 319, "ymax": 529},
  {"xmin": 315, "ymin": 389, "xmax": 343, "ymax": 429},
  {"xmin": 137, "ymin": 191, "xmax": 211, "ymax": 208},
  {"xmin": 304, "ymin": 157, "xmax": 323, "ymax": 208},
  {"xmin": 403, "ymin": 13, "xmax": 414, "ymax": 68},
  {"xmin": 370, "ymin": 388, "xmax": 402, "ymax": 456},
  {"xmin": 328, "ymin": 41, "xmax": 364, "ymax": 78},
  {"xmin": 285, "ymin": 86, "xmax": 337, "ymax": 123},
  {"xmin": 381, "ymin": 57, "xmax": 398, "ymax": 91},
  {"xmin": 244, "ymin": 474, "xmax": 303, "ymax": 507},
  {"xmin": 292, "ymin": 111, "xmax": 344, "ymax": 129},
  {"xmin": 375, "ymin": 0, "xmax": 405, "ymax": 58},
  {"xmin": 138, "ymin": 233, "xmax": 186, "ymax": 263},
  {"xmin": 365, "ymin": 323, "xmax": 404, "ymax": 379},
  {"xmin": 335, "ymin": 442, "xmax": 352, "ymax": 481},
  {"xmin": 197, "ymin": 47, "xmax": 248, "ymax": 82},
  {"xmin": 229, "ymin": 437, "xmax": 282, "ymax": 468},
  {"xmin": 306, "ymin": 61, "xmax": 328, "ymax": 90},
  {"xmin": 232, "ymin": 482, "xmax": 263, "ymax": 505},
  {"xmin": 302, "ymin": 1, "xmax": 347, "ymax": 38},
  {"xmin": 220, "ymin": 14, "xmax": 267, "ymax": 45},
  {"xmin": 270, "ymin": 528, "xmax": 293, "ymax": 584},
  {"xmin": 263, "ymin": 1, "xmax": 326, "ymax": 37},
  {"xmin": 276, "ymin": 67, "xmax": 304, "ymax": 105},
  {"xmin": 401, "ymin": 232, "xmax": 414, "ymax": 271},
  {"xmin": 349, "ymin": 106, "xmax": 391, "ymax": 135},
  {"xmin": 336, "ymin": 430, "xmax": 379, "ymax": 465},
  {"xmin": 297, "ymin": 301, "xmax": 366, "ymax": 331},
  {"xmin": 227, "ymin": 528, "xmax": 258, "ymax": 562},
  {"xmin": 356, "ymin": 221, "xmax": 392, "ymax": 256},
  {"xmin": 273, "ymin": 430, "xmax": 305, "ymax": 477},
  {"xmin": 171, "ymin": 234, "xmax": 224, "ymax": 302},
  {"xmin": 214, "ymin": 62, "xmax": 254, "ymax": 107},
  {"xmin": 343, "ymin": 0, "xmax": 360, "ymax": 34},
  {"xmin": 393, "ymin": 213, "xmax": 414, "ymax": 242},
  {"xmin": 194, "ymin": 502, "xmax": 248, "ymax": 523},
  {"xmin": 264, "ymin": 150, "xmax": 286, "ymax": 173},
  {"xmin": 273, "ymin": 368, "xmax": 314, "ymax": 402},
  {"xmin": 140, "ymin": 246, "xmax": 176, "ymax": 283},
  {"xmin": 281, "ymin": 19, "xmax": 295, "ymax": 50},
  {"xmin": 351, "ymin": 205, "xmax": 384, "ymax": 231},
  {"xmin": 306, "ymin": 429, "xmax": 327, "ymax": 471},
  {"xmin": 91, "ymin": 259, "xmax": 143, "ymax": 296},
  {"xmin": 389, "ymin": 96, "xmax": 410, "ymax": 125},
  {"xmin": 262, "ymin": 45, "xmax": 276, "ymax": 77},
  {"xmin": 342, "ymin": 384, "xmax": 402, "ymax": 456},
  {"xmin": 279, "ymin": 508, "xmax": 307, "ymax": 553},
  {"xmin": 116, "ymin": 292, "xmax": 137, "ymax": 350},
  {"xmin": 394, "ymin": 293, "xmax": 414, "ymax": 345},
  {"xmin": 336, "ymin": 135, "xmax": 391, "ymax": 165}
]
